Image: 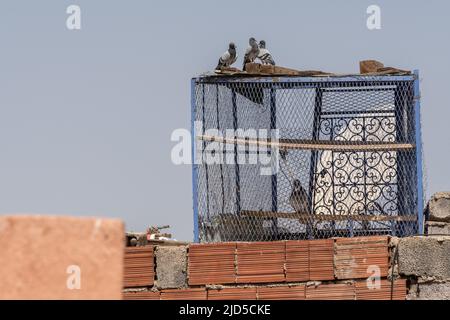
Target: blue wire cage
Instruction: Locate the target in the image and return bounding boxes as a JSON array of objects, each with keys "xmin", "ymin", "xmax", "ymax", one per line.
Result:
[{"xmin": 191, "ymin": 71, "xmax": 424, "ymax": 242}]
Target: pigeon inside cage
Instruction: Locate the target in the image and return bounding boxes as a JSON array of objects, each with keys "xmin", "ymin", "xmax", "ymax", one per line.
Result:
[{"xmin": 192, "ymin": 74, "xmax": 423, "ymax": 242}]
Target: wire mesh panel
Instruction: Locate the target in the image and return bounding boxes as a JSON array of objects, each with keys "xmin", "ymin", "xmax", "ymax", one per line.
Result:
[{"xmin": 191, "ymin": 74, "xmax": 423, "ymax": 242}]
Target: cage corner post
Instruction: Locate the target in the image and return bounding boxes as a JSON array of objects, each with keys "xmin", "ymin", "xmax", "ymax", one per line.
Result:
[
  {"xmin": 191, "ymin": 78, "xmax": 200, "ymax": 242},
  {"xmin": 232, "ymin": 89, "xmax": 241, "ymax": 217},
  {"xmin": 413, "ymin": 70, "xmax": 424, "ymax": 235},
  {"xmin": 270, "ymin": 87, "xmax": 278, "ymax": 239},
  {"xmin": 308, "ymin": 86, "xmax": 323, "ymax": 239}
]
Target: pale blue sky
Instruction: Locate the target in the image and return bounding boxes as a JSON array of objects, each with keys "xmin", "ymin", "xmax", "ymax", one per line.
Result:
[{"xmin": 0, "ymin": 1, "xmax": 448, "ymax": 240}]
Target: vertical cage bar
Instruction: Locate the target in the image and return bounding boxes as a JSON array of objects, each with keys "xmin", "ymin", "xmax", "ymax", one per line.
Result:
[
  {"xmin": 406, "ymin": 82, "xmax": 416, "ymax": 235},
  {"xmin": 191, "ymin": 78, "xmax": 199, "ymax": 242},
  {"xmin": 216, "ymin": 84, "xmax": 225, "ymax": 214},
  {"xmin": 201, "ymin": 85, "xmax": 211, "ymax": 221},
  {"xmin": 362, "ymin": 116, "xmax": 368, "ymax": 236},
  {"xmin": 232, "ymin": 89, "xmax": 241, "ymax": 215},
  {"xmin": 394, "ymin": 85, "xmax": 404, "ymax": 237},
  {"xmin": 270, "ymin": 87, "xmax": 278, "ymax": 238},
  {"xmin": 329, "ymin": 121, "xmax": 336, "ymax": 234},
  {"xmin": 413, "ymin": 70, "xmax": 424, "ymax": 235},
  {"xmin": 308, "ymin": 86, "xmax": 323, "ymax": 239}
]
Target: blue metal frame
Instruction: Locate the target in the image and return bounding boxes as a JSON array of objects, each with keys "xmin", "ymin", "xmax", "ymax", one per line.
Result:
[
  {"xmin": 270, "ymin": 88, "xmax": 278, "ymax": 238},
  {"xmin": 192, "ymin": 73, "xmax": 423, "ymax": 241},
  {"xmin": 413, "ymin": 70, "xmax": 424, "ymax": 235},
  {"xmin": 308, "ymin": 87, "xmax": 323, "ymax": 239},
  {"xmin": 191, "ymin": 78, "xmax": 199, "ymax": 242},
  {"xmin": 232, "ymin": 90, "xmax": 241, "ymax": 216},
  {"xmin": 195, "ymin": 74, "xmax": 416, "ymax": 84}
]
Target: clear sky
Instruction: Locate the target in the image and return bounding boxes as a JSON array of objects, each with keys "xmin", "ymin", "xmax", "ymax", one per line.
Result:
[{"xmin": 0, "ymin": 0, "xmax": 449, "ymax": 240}]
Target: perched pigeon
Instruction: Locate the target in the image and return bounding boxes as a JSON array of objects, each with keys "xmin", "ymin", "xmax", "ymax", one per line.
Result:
[
  {"xmin": 257, "ymin": 40, "xmax": 275, "ymax": 65},
  {"xmin": 215, "ymin": 42, "xmax": 237, "ymax": 70},
  {"xmin": 289, "ymin": 179, "xmax": 309, "ymax": 214},
  {"xmin": 243, "ymin": 37, "xmax": 259, "ymax": 71},
  {"xmin": 360, "ymin": 201, "xmax": 384, "ymax": 231}
]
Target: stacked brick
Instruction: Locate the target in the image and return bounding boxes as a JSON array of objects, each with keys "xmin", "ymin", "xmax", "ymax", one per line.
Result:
[
  {"xmin": 285, "ymin": 240, "xmax": 309, "ymax": 281},
  {"xmin": 309, "ymin": 239, "xmax": 334, "ymax": 281},
  {"xmin": 306, "ymin": 283, "xmax": 355, "ymax": 300},
  {"xmin": 187, "ymin": 237, "xmax": 389, "ymax": 286},
  {"xmin": 123, "ymin": 246, "xmax": 155, "ymax": 288},
  {"xmin": 236, "ymin": 242, "xmax": 285, "ymax": 284},
  {"xmin": 188, "ymin": 243, "xmax": 236, "ymax": 285},
  {"xmin": 257, "ymin": 285, "xmax": 306, "ymax": 300},
  {"xmin": 123, "ymin": 290, "xmax": 160, "ymax": 300},
  {"xmin": 161, "ymin": 288, "xmax": 207, "ymax": 300},
  {"xmin": 123, "ymin": 236, "xmax": 408, "ymax": 300},
  {"xmin": 208, "ymin": 287, "xmax": 258, "ymax": 300},
  {"xmin": 334, "ymin": 236, "xmax": 389, "ymax": 280},
  {"xmin": 355, "ymin": 279, "xmax": 407, "ymax": 300},
  {"xmin": 124, "ymin": 279, "xmax": 407, "ymax": 300}
]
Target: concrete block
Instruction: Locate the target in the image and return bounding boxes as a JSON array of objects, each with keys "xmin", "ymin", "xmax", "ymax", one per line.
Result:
[
  {"xmin": 155, "ymin": 245, "xmax": 187, "ymax": 289},
  {"xmin": 415, "ymin": 282, "xmax": 450, "ymax": 300},
  {"xmin": 398, "ymin": 236, "xmax": 450, "ymax": 280},
  {"xmin": 426, "ymin": 221, "xmax": 450, "ymax": 235},
  {"xmin": 0, "ymin": 215, "xmax": 124, "ymax": 300},
  {"xmin": 428, "ymin": 192, "xmax": 450, "ymax": 223}
]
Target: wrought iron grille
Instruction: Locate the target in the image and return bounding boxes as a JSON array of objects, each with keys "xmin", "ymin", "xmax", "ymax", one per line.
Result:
[{"xmin": 191, "ymin": 73, "xmax": 423, "ymax": 242}]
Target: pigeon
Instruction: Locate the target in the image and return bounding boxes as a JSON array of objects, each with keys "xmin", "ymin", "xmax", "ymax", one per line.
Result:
[
  {"xmin": 257, "ymin": 40, "xmax": 275, "ymax": 65},
  {"xmin": 215, "ymin": 42, "xmax": 237, "ymax": 70},
  {"xmin": 361, "ymin": 201, "xmax": 385, "ymax": 231},
  {"xmin": 243, "ymin": 37, "xmax": 259, "ymax": 71},
  {"xmin": 289, "ymin": 179, "xmax": 310, "ymax": 214}
]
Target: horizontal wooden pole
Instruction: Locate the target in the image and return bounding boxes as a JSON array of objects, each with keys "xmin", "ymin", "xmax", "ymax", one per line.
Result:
[
  {"xmin": 198, "ymin": 135, "xmax": 414, "ymax": 152},
  {"xmin": 240, "ymin": 210, "xmax": 417, "ymax": 222}
]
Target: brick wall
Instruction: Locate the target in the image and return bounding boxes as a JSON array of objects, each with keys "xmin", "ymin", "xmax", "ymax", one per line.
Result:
[
  {"xmin": 123, "ymin": 192, "xmax": 450, "ymax": 300},
  {"xmin": 123, "ymin": 235, "xmax": 407, "ymax": 300}
]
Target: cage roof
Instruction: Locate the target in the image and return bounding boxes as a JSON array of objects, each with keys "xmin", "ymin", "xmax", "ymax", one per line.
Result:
[{"xmin": 196, "ymin": 63, "xmax": 413, "ymax": 81}]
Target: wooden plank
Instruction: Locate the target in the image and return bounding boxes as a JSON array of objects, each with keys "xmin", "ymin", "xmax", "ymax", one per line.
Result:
[
  {"xmin": 197, "ymin": 135, "xmax": 414, "ymax": 152},
  {"xmin": 240, "ymin": 211, "xmax": 417, "ymax": 222},
  {"xmin": 360, "ymin": 60, "xmax": 384, "ymax": 74}
]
